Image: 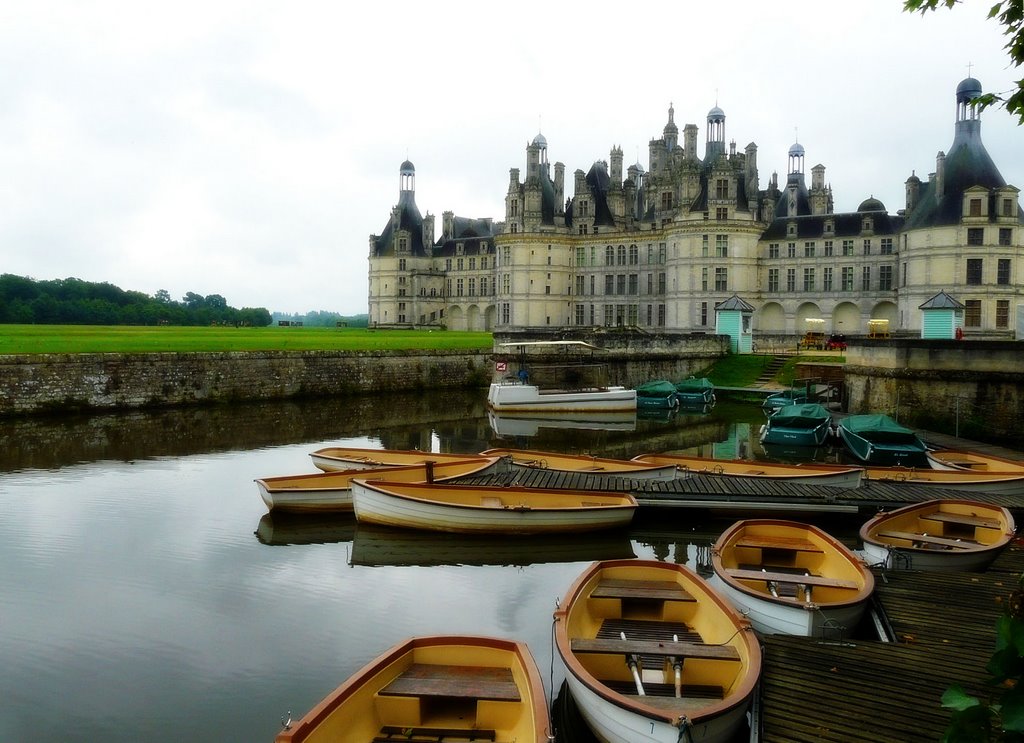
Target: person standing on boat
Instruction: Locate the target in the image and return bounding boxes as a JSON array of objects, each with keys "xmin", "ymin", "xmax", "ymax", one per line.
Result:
[{"xmin": 517, "ymin": 368, "xmax": 530, "ymax": 384}]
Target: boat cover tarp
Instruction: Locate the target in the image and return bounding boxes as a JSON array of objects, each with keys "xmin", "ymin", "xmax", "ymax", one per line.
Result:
[
  {"xmin": 768, "ymin": 404, "xmax": 830, "ymax": 428},
  {"xmin": 842, "ymin": 414, "xmax": 921, "ymax": 443},
  {"xmin": 636, "ymin": 380, "xmax": 677, "ymax": 398},
  {"xmin": 675, "ymin": 377, "xmax": 714, "ymax": 392}
]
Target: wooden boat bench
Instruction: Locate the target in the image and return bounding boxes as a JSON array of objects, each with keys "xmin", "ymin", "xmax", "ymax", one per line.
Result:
[
  {"xmin": 725, "ymin": 567, "xmax": 859, "ymax": 589},
  {"xmin": 590, "ymin": 579, "xmax": 696, "ymax": 602},
  {"xmin": 599, "ymin": 678, "xmax": 724, "ymax": 700},
  {"xmin": 571, "ymin": 636, "xmax": 740, "ymax": 661},
  {"xmin": 875, "ymin": 530, "xmax": 978, "ymax": 549},
  {"xmin": 733, "ymin": 535, "xmax": 824, "ymax": 553},
  {"xmin": 374, "ymin": 725, "xmax": 497, "ymax": 742},
  {"xmin": 919, "ymin": 512, "xmax": 1002, "ymax": 529},
  {"xmin": 378, "ymin": 664, "xmax": 521, "ymax": 702}
]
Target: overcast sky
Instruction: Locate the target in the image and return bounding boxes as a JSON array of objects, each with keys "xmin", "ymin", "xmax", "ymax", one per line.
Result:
[{"xmin": 1, "ymin": 1, "xmax": 1020, "ymax": 315}]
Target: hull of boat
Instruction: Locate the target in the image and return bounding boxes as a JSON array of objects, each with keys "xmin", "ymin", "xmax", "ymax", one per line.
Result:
[
  {"xmin": 351, "ymin": 479, "xmax": 637, "ymax": 534},
  {"xmin": 759, "ymin": 419, "xmax": 830, "ymax": 447},
  {"xmin": 710, "ymin": 519, "xmax": 874, "ymax": 637},
  {"xmin": 487, "ymin": 382, "xmax": 637, "ymax": 413},
  {"xmin": 632, "ymin": 453, "xmax": 863, "ymax": 488},
  {"xmin": 488, "ymin": 410, "xmax": 637, "ymax": 436},
  {"xmin": 554, "ymin": 559, "xmax": 760, "ymax": 743},
  {"xmin": 859, "ymin": 499, "xmax": 1016, "ymax": 572},
  {"xmin": 309, "ymin": 447, "xmax": 488, "ymax": 473},
  {"xmin": 926, "ymin": 450, "xmax": 1024, "ymax": 473},
  {"xmin": 256, "ymin": 458, "xmax": 501, "ymax": 513},
  {"xmin": 480, "ymin": 448, "xmax": 680, "ymax": 482},
  {"xmin": 861, "ymin": 467, "xmax": 1024, "ymax": 496},
  {"xmin": 274, "ymin": 635, "xmax": 551, "ymax": 743},
  {"xmin": 636, "ymin": 395, "xmax": 678, "ymax": 410}
]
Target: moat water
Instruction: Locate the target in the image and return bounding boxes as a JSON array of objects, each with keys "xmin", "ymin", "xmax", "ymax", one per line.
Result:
[{"xmin": 0, "ymin": 390, "xmax": 860, "ymax": 742}]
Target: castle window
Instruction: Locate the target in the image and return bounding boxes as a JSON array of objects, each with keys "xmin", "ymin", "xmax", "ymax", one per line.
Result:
[
  {"xmin": 804, "ymin": 242, "xmax": 815, "ymax": 258},
  {"xmin": 398, "ymin": 237, "xmax": 407, "ymax": 252},
  {"xmin": 469, "ymin": 257, "xmax": 476, "ymax": 270},
  {"xmin": 965, "ymin": 299, "xmax": 981, "ymax": 327},
  {"xmin": 803, "ymin": 268, "xmax": 815, "ymax": 291},
  {"xmin": 970, "ymin": 198, "xmax": 982, "ymax": 217},
  {"xmin": 862, "ymin": 266, "xmax": 871, "ymax": 290},
  {"xmin": 823, "ymin": 267, "xmax": 833, "ymax": 291},
  {"xmin": 468, "ymin": 278, "xmax": 476, "ymax": 295},
  {"xmin": 824, "ymin": 221, "xmax": 834, "ymax": 234},
  {"xmin": 966, "ymin": 258, "xmax": 983, "ymax": 285},
  {"xmin": 701, "ymin": 267, "xmax": 708, "ymax": 291},
  {"xmin": 661, "ymin": 192, "xmax": 673, "ymax": 210},
  {"xmin": 399, "ymin": 259, "xmax": 406, "ymax": 271},
  {"xmin": 879, "ymin": 265, "xmax": 893, "ymax": 290},
  {"xmin": 1000, "ymin": 228, "xmax": 1013, "ymax": 246},
  {"xmin": 824, "ymin": 240, "xmax": 834, "ymax": 257},
  {"xmin": 716, "ymin": 235, "xmax": 728, "ymax": 257},
  {"xmin": 787, "ymin": 242, "xmax": 796, "ymax": 258},
  {"xmin": 968, "ymin": 228, "xmax": 984, "ymax": 246},
  {"xmin": 576, "ymin": 275, "xmax": 585, "ymax": 296},
  {"xmin": 864, "ymin": 239, "xmax": 871, "ymax": 255},
  {"xmin": 769, "ymin": 243, "xmax": 780, "ymax": 259},
  {"xmin": 715, "ymin": 179, "xmax": 729, "ymax": 199},
  {"xmin": 862, "ymin": 218, "xmax": 873, "ymax": 232},
  {"xmin": 787, "ymin": 223, "xmax": 797, "ymax": 237},
  {"xmin": 658, "ymin": 273, "xmax": 666, "ymax": 295},
  {"xmin": 700, "ymin": 302, "xmax": 707, "ymax": 326},
  {"xmin": 457, "ymin": 258, "xmax": 464, "ymax": 271},
  {"xmin": 456, "ymin": 243, "xmax": 464, "ymax": 255},
  {"xmin": 629, "ymin": 244, "xmax": 639, "ymax": 265},
  {"xmin": 481, "ymin": 256, "xmax": 488, "ymax": 269},
  {"xmin": 786, "ymin": 268, "xmax": 796, "ymax": 292},
  {"xmin": 510, "ymin": 200, "xmax": 518, "ymax": 217},
  {"xmin": 617, "ymin": 274, "xmax": 626, "ymax": 294},
  {"xmin": 445, "ymin": 258, "xmax": 452, "ymax": 271},
  {"xmin": 510, "ymin": 223, "xmax": 517, "ymax": 233},
  {"xmin": 456, "ymin": 279, "xmax": 464, "ymax": 296},
  {"xmin": 716, "ymin": 207, "xmax": 728, "ymax": 220},
  {"xmin": 628, "ymin": 274, "xmax": 638, "ymax": 294},
  {"xmin": 605, "ymin": 275, "xmax": 614, "ymax": 295},
  {"xmin": 768, "ymin": 268, "xmax": 779, "ymax": 292},
  {"xmin": 579, "ymin": 224, "xmax": 588, "ymax": 235},
  {"xmin": 997, "ymin": 300, "xmax": 1010, "ymax": 328},
  {"xmin": 881, "ymin": 238, "xmax": 893, "ymax": 255},
  {"xmin": 841, "ymin": 266, "xmax": 854, "ymax": 291},
  {"xmin": 842, "ymin": 240, "xmax": 854, "ymax": 256},
  {"xmin": 1004, "ymin": 199, "xmax": 1016, "ymax": 217},
  {"xmin": 579, "ymin": 201, "xmax": 590, "ymax": 218},
  {"xmin": 617, "ymin": 245, "xmax": 626, "ymax": 265},
  {"xmin": 658, "ymin": 243, "xmax": 667, "ymax": 263},
  {"xmin": 605, "ymin": 246, "xmax": 615, "ymax": 265},
  {"xmin": 575, "ymin": 304, "xmax": 585, "ymax": 325},
  {"xmin": 702, "ymin": 234, "xmax": 709, "ymax": 257},
  {"xmin": 998, "ymin": 259, "xmax": 1011, "ymax": 285},
  {"xmin": 658, "ymin": 304, "xmax": 666, "ymax": 327}
]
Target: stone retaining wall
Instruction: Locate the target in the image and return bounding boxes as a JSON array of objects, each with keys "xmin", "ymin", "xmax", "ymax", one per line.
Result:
[{"xmin": 0, "ymin": 350, "xmax": 492, "ymax": 416}]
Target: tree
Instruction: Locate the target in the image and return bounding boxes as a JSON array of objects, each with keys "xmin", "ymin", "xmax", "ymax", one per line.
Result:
[{"xmin": 905, "ymin": 0, "xmax": 1024, "ymax": 123}]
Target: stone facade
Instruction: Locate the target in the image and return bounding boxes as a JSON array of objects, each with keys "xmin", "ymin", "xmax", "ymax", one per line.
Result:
[{"xmin": 369, "ymin": 78, "xmax": 1022, "ymax": 338}]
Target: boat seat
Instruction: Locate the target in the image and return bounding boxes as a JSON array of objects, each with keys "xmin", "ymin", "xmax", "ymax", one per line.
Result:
[
  {"xmin": 919, "ymin": 512, "xmax": 1002, "ymax": 529},
  {"xmin": 874, "ymin": 531, "xmax": 978, "ymax": 549},
  {"xmin": 374, "ymin": 726, "xmax": 497, "ymax": 742},
  {"xmin": 591, "ymin": 579, "xmax": 696, "ymax": 602},
  {"xmin": 379, "ymin": 664, "xmax": 520, "ymax": 702},
  {"xmin": 599, "ymin": 679, "xmax": 723, "ymax": 699},
  {"xmin": 571, "ymin": 636, "xmax": 740, "ymax": 661},
  {"xmin": 733, "ymin": 535, "xmax": 824, "ymax": 552},
  {"xmin": 725, "ymin": 567, "xmax": 860, "ymax": 589}
]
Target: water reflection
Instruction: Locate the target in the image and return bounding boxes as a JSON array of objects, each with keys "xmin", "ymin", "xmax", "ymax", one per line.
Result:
[{"xmin": 0, "ymin": 391, "xmax": 851, "ymax": 743}]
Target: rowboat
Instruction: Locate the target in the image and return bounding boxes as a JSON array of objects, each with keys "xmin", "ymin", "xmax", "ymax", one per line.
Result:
[
  {"xmin": 926, "ymin": 449, "xmax": 1024, "ymax": 473},
  {"xmin": 479, "ymin": 447, "xmax": 680, "ymax": 481},
  {"xmin": 709, "ymin": 519, "xmax": 875, "ymax": 636},
  {"xmin": 859, "ymin": 498, "xmax": 1016, "ymax": 571},
  {"xmin": 631, "ymin": 453, "xmax": 863, "ymax": 488},
  {"xmin": 274, "ymin": 635, "xmax": 552, "ymax": 743},
  {"xmin": 635, "ymin": 380, "xmax": 680, "ymax": 410},
  {"xmin": 255, "ymin": 457, "xmax": 501, "ymax": 513},
  {"xmin": 553, "ymin": 559, "xmax": 761, "ymax": 743},
  {"xmin": 836, "ymin": 414, "xmax": 930, "ymax": 467},
  {"xmin": 675, "ymin": 377, "xmax": 716, "ymax": 405},
  {"xmin": 309, "ymin": 447, "xmax": 491, "ymax": 472},
  {"xmin": 762, "ymin": 388, "xmax": 812, "ymax": 413},
  {"xmin": 759, "ymin": 403, "xmax": 832, "ymax": 447},
  {"xmin": 860, "ymin": 466, "xmax": 1024, "ymax": 496},
  {"xmin": 487, "ymin": 380, "xmax": 637, "ymax": 413},
  {"xmin": 351, "ymin": 479, "xmax": 638, "ymax": 534}
]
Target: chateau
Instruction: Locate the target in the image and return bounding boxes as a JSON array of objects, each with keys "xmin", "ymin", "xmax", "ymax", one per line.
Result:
[{"xmin": 368, "ymin": 77, "xmax": 1022, "ymax": 337}]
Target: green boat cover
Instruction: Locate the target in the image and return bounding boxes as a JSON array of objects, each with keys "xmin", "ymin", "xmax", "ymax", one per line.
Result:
[
  {"xmin": 769, "ymin": 404, "xmax": 830, "ymax": 428},
  {"xmin": 636, "ymin": 380, "xmax": 678, "ymax": 397},
  {"xmin": 675, "ymin": 377, "xmax": 714, "ymax": 392},
  {"xmin": 842, "ymin": 414, "xmax": 919, "ymax": 442}
]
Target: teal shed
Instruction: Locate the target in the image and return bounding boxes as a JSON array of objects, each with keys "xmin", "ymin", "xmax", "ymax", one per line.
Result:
[
  {"xmin": 919, "ymin": 291, "xmax": 965, "ymax": 339},
  {"xmin": 715, "ymin": 295, "xmax": 755, "ymax": 353}
]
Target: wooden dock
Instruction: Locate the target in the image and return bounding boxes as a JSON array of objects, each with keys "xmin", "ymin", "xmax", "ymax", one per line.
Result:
[
  {"xmin": 455, "ymin": 467, "xmax": 1024, "ymax": 515},
  {"xmin": 757, "ymin": 540, "xmax": 1024, "ymax": 741}
]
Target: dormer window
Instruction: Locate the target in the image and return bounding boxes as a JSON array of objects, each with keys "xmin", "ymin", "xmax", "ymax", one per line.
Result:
[
  {"xmin": 970, "ymin": 198, "xmax": 983, "ymax": 217},
  {"xmin": 824, "ymin": 220, "xmax": 834, "ymax": 234},
  {"xmin": 787, "ymin": 222, "xmax": 797, "ymax": 237},
  {"xmin": 456, "ymin": 242, "xmax": 464, "ymax": 255},
  {"xmin": 862, "ymin": 217, "xmax": 873, "ymax": 233},
  {"xmin": 398, "ymin": 236, "xmax": 408, "ymax": 253}
]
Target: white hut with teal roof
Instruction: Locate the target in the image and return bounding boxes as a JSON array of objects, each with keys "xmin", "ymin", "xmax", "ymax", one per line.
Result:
[
  {"xmin": 715, "ymin": 295, "xmax": 755, "ymax": 353},
  {"xmin": 919, "ymin": 291, "xmax": 965, "ymax": 339}
]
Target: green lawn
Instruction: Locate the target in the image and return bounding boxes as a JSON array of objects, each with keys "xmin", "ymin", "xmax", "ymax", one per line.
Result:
[
  {"xmin": 705, "ymin": 353, "xmax": 846, "ymax": 388},
  {"xmin": 0, "ymin": 325, "xmax": 494, "ymax": 354}
]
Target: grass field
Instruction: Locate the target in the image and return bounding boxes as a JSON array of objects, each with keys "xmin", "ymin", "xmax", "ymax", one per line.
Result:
[{"xmin": 0, "ymin": 325, "xmax": 494, "ymax": 354}]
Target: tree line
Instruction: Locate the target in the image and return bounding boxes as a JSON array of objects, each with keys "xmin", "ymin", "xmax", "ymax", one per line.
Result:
[
  {"xmin": 271, "ymin": 310, "xmax": 368, "ymax": 328},
  {"xmin": 0, "ymin": 274, "xmax": 272, "ymax": 326}
]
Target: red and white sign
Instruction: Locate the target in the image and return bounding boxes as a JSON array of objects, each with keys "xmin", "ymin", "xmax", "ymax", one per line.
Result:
[{"xmin": 495, "ymin": 361, "xmax": 507, "ymax": 372}]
